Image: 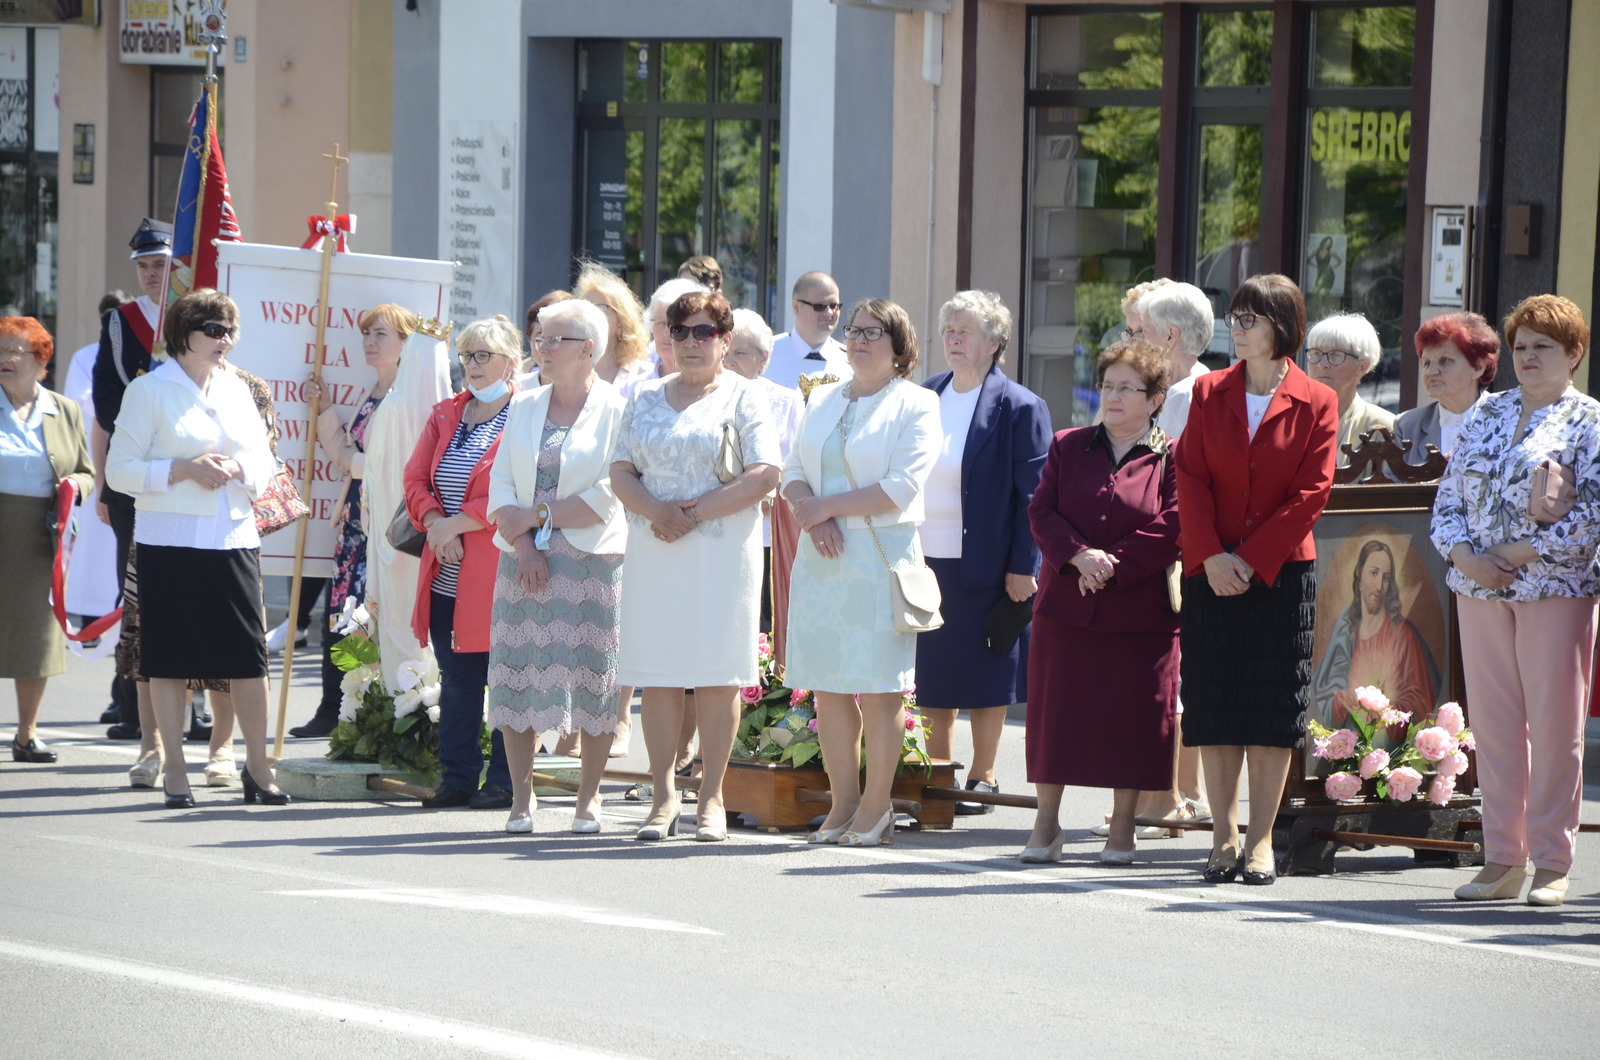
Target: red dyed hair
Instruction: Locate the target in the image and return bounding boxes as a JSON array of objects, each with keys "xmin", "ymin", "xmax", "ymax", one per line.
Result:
[
  {"xmin": 0, "ymin": 316, "xmax": 53, "ymax": 366},
  {"xmin": 1503, "ymin": 294, "xmax": 1590, "ymax": 365},
  {"xmin": 1414, "ymin": 312, "xmax": 1501, "ymax": 388}
]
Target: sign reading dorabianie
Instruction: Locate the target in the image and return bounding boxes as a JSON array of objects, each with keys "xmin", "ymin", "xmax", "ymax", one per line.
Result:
[
  {"xmin": 216, "ymin": 242, "xmax": 453, "ymax": 577},
  {"xmin": 119, "ymin": 0, "xmax": 227, "ymax": 66}
]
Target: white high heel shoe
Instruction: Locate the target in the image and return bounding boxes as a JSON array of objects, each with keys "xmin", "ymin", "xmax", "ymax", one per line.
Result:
[
  {"xmin": 128, "ymin": 750, "xmax": 161, "ymax": 788},
  {"xmin": 1019, "ymin": 832, "xmax": 1065, "ymax": 864},
  {"xmin": 839, "ymin": 810, "xmax": 894, "ymax": 847}
]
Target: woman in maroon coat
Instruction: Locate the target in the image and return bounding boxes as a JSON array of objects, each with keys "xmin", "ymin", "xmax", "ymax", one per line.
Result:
[{"xmin": 1023, "ymin": 340, "xmax": 1181, "ymax": 865}]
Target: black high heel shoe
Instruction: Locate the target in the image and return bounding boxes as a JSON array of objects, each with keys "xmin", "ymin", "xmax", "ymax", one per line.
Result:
[
  {"xmin": 162, "ymin": 783, "xmax": 195, "ymax": 810},
  {"xmin": 241, "ymin": 766, "xmax": 290, "ymax": 806},
  {"xmin": 1202, "ymin": 852, "xmax": 1241, "ymax": 883}
]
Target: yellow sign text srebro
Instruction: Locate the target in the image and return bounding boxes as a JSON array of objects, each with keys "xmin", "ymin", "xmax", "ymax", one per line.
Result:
[{"xmin": 1309, "ymin": 109, "xmax": 1411, "ymax": 165}]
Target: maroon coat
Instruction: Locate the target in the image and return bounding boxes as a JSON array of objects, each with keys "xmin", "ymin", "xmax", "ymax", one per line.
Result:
[{"xmin": 1028, "ymin": 425, "xmax": 1180, "ymax": 634}]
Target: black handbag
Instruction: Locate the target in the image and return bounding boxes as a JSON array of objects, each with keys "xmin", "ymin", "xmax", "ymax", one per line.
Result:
[
  {"xmin": 984, "ymin": 595, "xmax": 1034, "ymax": 656},
  {"xmin": 386, "ymin": 499, "xmax": 427, "ymax": 557}
]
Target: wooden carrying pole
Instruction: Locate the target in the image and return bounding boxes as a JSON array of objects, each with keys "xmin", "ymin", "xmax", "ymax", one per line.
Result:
[{"xmin": 273, "ymin": 145, "xmax": 349, "ymax": 758}]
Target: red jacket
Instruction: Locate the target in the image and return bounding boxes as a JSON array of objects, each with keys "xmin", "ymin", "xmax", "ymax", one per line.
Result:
[
  {"xmin": 404, "ymin": 391, "xmax": 506, "ymax": 653},
  {"xmin": 1174, "ymin": 360, "xmax": 1338, "ymax": 586}
]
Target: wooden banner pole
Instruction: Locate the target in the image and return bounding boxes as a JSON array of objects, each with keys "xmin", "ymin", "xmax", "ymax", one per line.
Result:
[{"xmin": 273, "ymin": 144, "xmax": 348, "ymax": 759}]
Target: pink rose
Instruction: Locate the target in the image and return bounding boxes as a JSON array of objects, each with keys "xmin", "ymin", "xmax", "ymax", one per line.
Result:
[
  {"xmin": 807, "ymin": 718, "xmax": 819, "ymax": 732},
  {"xmin": 1428, "ymin": 772, "xmax": 1457, "ymax": 806},
  {"xmin": 790, "ymin": 688, "xmax": 810, "ymax": 706},
  {"xmin": 904, "ymin": 712, "xmax": 918, "ymax": 732},
  {"xmin": 1436, "ymin": 701, "xmax": 1465, "ymax": 736},
  {"xmin": 1359, "ymin": 748, "xmax": 1390, "ymax": 779},
  {"xmin": 756, "ymin": 633, "xmax": 772, "ymax": 660},
  {"xmin": 1324, "ymin": 772, "xmax": 1363, "ymax": 801},
  {"xmin": 1325, "ymin": 728, "xmax": 1358, "ymax": 759},
  {"xmin": 1435, "ymin": 750, "xmax": 1469, "ymax": 777},
  {"xmin": 1386, "ymin": 765, "xmax": 1424, "ymax": 802},
  {"xmin": 1413, "ymin": 726, "xmax": 1457, "ymax": 763},
  {"xmin": 739, "ymin": 686, "xmax": 763, "ymax": 705},
  {"xmin": 1353, "ymin": 685, "xmax": 1390, "ymax": 716}
]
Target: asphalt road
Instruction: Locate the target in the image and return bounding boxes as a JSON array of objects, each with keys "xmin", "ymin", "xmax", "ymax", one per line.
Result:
[{"xmin": 4, "ymin": 623, "xmax": 1598, "ymax": 1059}]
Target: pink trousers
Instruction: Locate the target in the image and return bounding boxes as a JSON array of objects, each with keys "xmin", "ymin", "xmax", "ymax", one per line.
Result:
[{"xmin": 1456, "ymin": 594, "xmax": 1597, "ymax": 874}]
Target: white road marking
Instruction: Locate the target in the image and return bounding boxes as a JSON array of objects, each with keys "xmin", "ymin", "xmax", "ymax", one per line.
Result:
[
  {"xmin": 736, "ymin": 831, "xmax": 1600, "ymax": 971},
  {"xmin": 42, "ymin": 835, "xmax": 719, "ymax": 936},
  {"xmin": 274, "ymin": 887, "xmax": 718, "ymax": 934},
  {"xmin": 0, "ymin": 937, "xmax": 639, "ymax": 1060}
]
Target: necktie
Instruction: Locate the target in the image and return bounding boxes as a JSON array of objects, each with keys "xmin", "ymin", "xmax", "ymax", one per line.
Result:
[{"xmin": 804, "ymin": 348, "xmax": 823, "ymax": 360}]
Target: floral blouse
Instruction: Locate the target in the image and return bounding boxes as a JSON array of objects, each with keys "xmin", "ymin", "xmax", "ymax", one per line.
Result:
[{"xmin": 1430, "ymin": 385, "xmax": 1600, "ymax": 601}]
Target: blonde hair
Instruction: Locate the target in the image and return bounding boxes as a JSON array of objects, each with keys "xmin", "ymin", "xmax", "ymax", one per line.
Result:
[
  {"xmin": 455, "ymin": 315, "xmax": 523, "ymax": 361},
  {"xmin": 359, "ymin": 303, "xmax": 420, "ymax": 338},
  {"xmin": 573, "ymin": 261, "xmax": 649, "ymax": 368}
]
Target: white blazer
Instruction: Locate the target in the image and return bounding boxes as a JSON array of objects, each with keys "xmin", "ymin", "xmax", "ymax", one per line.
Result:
[
  {"xmin": 782, "ymin": 376, "xmax": 940, "ymax": 529},
  {"xmin": 105, "ymin": 359, "xmax": 272, "ymax": 519},
  {"xmin": 487, "ymin": 377, "xmax": 628, "ymax": 555}
]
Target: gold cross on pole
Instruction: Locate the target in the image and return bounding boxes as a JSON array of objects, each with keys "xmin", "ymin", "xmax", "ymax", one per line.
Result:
[{"xmin": 322, "ymin": 143, "xmax": 349, "ymax": 214}]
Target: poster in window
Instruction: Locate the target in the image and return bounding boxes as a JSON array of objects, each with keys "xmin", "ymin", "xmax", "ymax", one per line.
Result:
[{"xmin": 1306, "ymin": 233, "xmax": 1348, "ymax": 299}]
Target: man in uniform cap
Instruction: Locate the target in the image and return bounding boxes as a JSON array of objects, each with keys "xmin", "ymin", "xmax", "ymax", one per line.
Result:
[{"xmin": 92, "ymin": 218, "xmax": 173, "ymax": 742}]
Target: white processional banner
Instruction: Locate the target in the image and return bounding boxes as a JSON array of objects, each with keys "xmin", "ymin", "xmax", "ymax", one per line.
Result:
[{"xmin": 217, "ymin": 241, "xmax": 454, "ymax": 577}]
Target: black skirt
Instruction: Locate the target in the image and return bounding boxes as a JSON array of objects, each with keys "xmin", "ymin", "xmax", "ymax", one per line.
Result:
[
  {"xmin": 137, "ymin": 545, "xmax": 267, "ymax": 680},
  {"xmin": 1179, "ymin": 560, "xmax": 1315, "ymax": 749}
]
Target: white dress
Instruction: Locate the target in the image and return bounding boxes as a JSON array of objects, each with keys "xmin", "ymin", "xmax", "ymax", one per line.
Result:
[{"xmin": 614, "ymin": 376, "xmax": 780, "ymax": 687}]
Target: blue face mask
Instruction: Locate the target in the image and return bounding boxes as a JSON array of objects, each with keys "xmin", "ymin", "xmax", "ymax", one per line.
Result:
[{"xmin": 467, "ymin": 378, "xmax": 510, "ymax": 403}]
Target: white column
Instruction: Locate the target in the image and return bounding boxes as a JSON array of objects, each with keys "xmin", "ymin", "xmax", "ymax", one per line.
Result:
[{"xmin": 782, "ymin": 0, "xmax": 837, "ymax": 333}]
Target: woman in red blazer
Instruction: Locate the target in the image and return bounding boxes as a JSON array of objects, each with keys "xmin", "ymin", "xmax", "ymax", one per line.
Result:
[
  {"xmin": 403, "ymin": 317, "xmax": 519, "ymax": 810},
  {"xmin": 1174, "ymin": 274, "xmax": 1338, "ymax": 886}
]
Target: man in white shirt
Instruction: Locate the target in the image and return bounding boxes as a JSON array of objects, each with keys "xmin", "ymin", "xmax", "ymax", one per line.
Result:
[
  {"xmin": 1135, "ymin": 281, "xmax": 1213, "ymax": 440},
  {"xmin": 764, "ymin": 271, "xmax": 849, "ymax": 390}
]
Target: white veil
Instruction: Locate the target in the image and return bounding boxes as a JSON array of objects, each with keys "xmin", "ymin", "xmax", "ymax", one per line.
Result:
[{"xmin": 362, "ymin": 326, "xmax": 452, "ymax": 692}]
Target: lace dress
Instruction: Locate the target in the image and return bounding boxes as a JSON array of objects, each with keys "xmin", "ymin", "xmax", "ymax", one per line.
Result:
[
  {"xmin": 486, "ymin": 423, "xmax": 623, "ymax": 735},
  {"xmin": 613, "ymin": 376, "xmax": 779, "ymax": 687}
]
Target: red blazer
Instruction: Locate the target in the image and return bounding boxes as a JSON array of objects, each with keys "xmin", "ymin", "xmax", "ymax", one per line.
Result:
[
  {"xmin": 1028, "ymin": 426, "xmax": 1180, "ymax": 634},
  {"xmin": 404, "ymin": 391, "xmax": 506, "ymax": 653},
  {"xmin": 1174, "ymin": 360, "xmax": 1338, "ymax": 585}
]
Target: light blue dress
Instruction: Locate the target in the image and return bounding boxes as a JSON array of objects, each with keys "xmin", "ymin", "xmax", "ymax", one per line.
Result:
[{"xmin": 785, "ymin": 401, "xmax": 921, "ymax": 694}]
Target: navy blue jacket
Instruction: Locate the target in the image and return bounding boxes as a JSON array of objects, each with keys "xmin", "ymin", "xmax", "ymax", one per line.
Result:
[{"xmin": 923, "ymin": 365, "xmax": 1052, "ymax": 588}]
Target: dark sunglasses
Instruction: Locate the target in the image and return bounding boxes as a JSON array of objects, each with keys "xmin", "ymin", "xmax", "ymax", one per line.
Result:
[
  {"xmin": 193, "ymin": 322, "xmax": 237, "ymax": 340},
  {"xmin": 669, "ymin": 323, "xmax": 723, "ymax": 343}
]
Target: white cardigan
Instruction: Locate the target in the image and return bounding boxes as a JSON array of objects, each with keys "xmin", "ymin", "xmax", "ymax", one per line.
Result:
[
  {"xmin": 782, "ymin": 376, "xmax": 940, "ymax": 528},
  {"xmin": 487, "ymin": 378, "xmax": 628, "ymax": 555},
  {"xmin": 105, "ymin": 359, "xmax": 272, "ymax": 520}
]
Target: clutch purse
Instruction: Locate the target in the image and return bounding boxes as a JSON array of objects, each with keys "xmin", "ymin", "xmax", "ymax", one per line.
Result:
[
  {"xmin": 715, "ymin": 420, "xmax": 744, "ymax": 484},
  {"xmin": 253, "ymin": 464, "xmax": 310, "ymax": 536},
  {"xmin": 1165, "ymin": 560, "xmax": 1183, "ymax": 613},
  {"xmin": 1528, "ymin": 459, "xmax": 1575, "ymax": 524},
  {"xmin": 984, "ymin": 595, "xmax": 1033, "ymax": 655},
  {"xmin": 386, "ymin": 499, "xmax": 427, "ymax": 557}
]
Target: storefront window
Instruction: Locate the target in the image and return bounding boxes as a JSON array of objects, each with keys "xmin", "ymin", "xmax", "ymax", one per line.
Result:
[
  {"xmin": 1199, "ymin": 9, "xmax": 1273, "ymax": 87},
  {"xmin": 1302, "ymin": 6, "xmax": 1414, "ymax": 410},
  {"xmin": 1025, "ymin": 12, "xmax": 1161, "ymax": 429},
  {"xmin": 0, "ymin": 26, "xmax": 58, "ymax": 338},
  {"xmin": 577, "ymin": 39, "xmax": 779, "ymax": 318}
]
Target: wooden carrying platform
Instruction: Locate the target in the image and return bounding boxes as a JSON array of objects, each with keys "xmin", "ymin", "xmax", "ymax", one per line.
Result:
[{"xmin": 720, "ymin": 758, "xmax": 960, "ymax": 833}]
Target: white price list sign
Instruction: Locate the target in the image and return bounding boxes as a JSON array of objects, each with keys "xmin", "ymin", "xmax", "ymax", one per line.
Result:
[{"xmin": 440, "ymin": 119, "xmax": 518, "ymax": 323}]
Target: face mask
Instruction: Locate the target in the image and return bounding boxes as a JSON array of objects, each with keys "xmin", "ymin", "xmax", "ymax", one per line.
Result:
[{"xmin": 467, "ymin": 378, "xmax": 510, "ymax": 403}]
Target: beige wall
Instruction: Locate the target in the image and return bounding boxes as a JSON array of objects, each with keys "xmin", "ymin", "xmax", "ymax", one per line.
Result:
[
  {"xmin": 347, "ymin": 0, "xmax": 394, "ymax": 255},
  {"xmin": 1423, "ymin": 0, "xmax": 1486, "ymax": 210},
  {"xmin": 969, "ymin": 1, "xmax": 1026, "ymax": 382},
  {"xmin": 1558, "ymin": 0, "xmax": 1600, "ymax": 392}
]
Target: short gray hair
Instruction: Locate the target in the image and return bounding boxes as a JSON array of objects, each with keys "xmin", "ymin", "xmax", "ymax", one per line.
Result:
[
  {"xmin": 1138, "ymin": 282, "xmax": 1214, "ymax": 358},
  {"xmin": 937, "ymin": 290, "xmax": 1013, "ymax": 364},
  {"xmin": 538, "ymin": 298, "xmax": 608, "ymax": 359},
  {"xmin": 1307, "ymin": 311, "xmax": 1383, "ymax": 373},
  {"xmin": 646, "ymin": 278, "xmax": 708, "ymax": 326},
  {"xmin": 455, "ymin": 315, "xmax": 523, "ymax": 360},
  {"xmin": 730, "ymin": 308, "xmax": 773, "ymax": 362}
]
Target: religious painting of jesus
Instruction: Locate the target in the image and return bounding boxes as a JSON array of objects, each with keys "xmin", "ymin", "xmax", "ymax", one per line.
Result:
[{"xmin": 1305, "ymin": 517, "xmax": 1452, "ymax": 777}]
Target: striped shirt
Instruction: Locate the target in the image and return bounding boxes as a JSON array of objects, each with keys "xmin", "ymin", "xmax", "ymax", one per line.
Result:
[{"xmin": 431, "ymin": 404, "xmax": 509, "ymax": 597}]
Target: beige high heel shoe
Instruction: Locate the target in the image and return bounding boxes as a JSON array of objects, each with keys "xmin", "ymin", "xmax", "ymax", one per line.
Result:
[
  {"xmin": 1526, "ymin": 867, "xmax": 1569, "ymax": 907},
  {"xmin": 1453, "ymin": 861, "xmax": 1528, "ymax": 901},
  {"xmin": 839, "ymin": 809, "xmax": 894, "ymax": 847},
  {"xmin": 128, "ymin": 750, "xmax": 161, "ymax": 788}
]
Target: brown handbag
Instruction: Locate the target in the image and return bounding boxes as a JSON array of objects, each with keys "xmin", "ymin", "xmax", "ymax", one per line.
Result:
[{"xmin": 253, "ymin": 464, "xmax": 311, "ymax": 536}]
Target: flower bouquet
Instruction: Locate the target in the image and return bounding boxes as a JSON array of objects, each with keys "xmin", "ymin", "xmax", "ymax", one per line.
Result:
[
  {"xmin": 734, "ymin": 633, "xmax": 931, "ymax": 775},
  {"xmin": 324, "ymin": 599, "xmax": 445, "ymax": 782},
  {"xmin": 1308, "ymin": 686, "xmax": 1475, "ymax": 806}
]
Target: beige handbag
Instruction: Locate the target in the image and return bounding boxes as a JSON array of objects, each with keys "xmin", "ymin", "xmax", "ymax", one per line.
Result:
[
  {"xmin": 715, "ymin": 420, "xmax": 744, "ymax": 484},
  {"xmin": 835, "ymin": 391, "xmax": 943, "ymax": 633},
  {"xmin": 1528, "ymin": 459, "xmax": 1574, "ymax": 524}
]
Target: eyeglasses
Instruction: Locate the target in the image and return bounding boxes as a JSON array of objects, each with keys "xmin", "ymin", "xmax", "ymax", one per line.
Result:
[
  {"xmin": 1223, "ymin": 312, "xmax": 1261, "ymax": 332},
  {"xmin": 459, "ymin": 349, "xmax": 507, "ymax": 365},
  {"xmin": 0, "ymin": 346, "xmax": 29, "ymax": 361},
  {"xmin": 842, "ymin": 325, "xmax": 887, "ymax": 342},
  {"xmin": 533, "ymin": 336, "xmax": 586, "ymax": 351},
  {"xmin": 1099, "ymin": 383, "xmax": 1150, "ymax": 398},
  {"xmin": 1305, "ymin": 347, "xmax": 1353, "ymax": 367},
  {"xmin": 193, "ymin": 322, "xmax": 237, "ymax": 340},
  {"xmin": 1121, "ymin": 328, "xmax": 1144, "ymax": 341},
  {"xmin": 669, "ymin": 323, "xmax": 723, "ymax": 343},
  {"xmin": 797, "ymin": 298, "xmax": 841, "ymax": 313}
]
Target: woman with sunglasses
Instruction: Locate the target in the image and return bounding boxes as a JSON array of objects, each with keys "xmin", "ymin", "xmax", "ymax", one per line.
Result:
[
  {"xmin": 611, "ymin": 291, "xmax": 781, "ymax": 841},
  {"xmin": 106, "ymin": 289, "xmax": 286, "ymax": 808},
  {"xmin": 401, "ymin": 317, "xmax": 519, "ymax": 811},
  {"xmin": 1173, "ymin": 274, "xmax": 1338, "ymax": 884}
]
